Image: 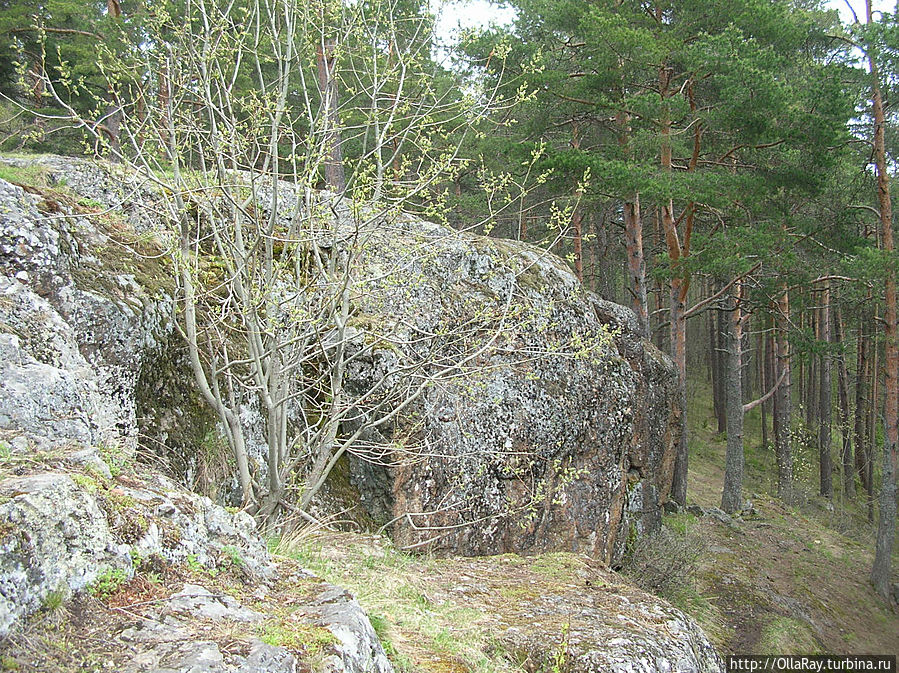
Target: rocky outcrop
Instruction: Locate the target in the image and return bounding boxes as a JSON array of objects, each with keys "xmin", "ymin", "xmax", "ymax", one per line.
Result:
[
  {"xmin": 0, "ymin": 154, "xmax": 715, "ymax": 672},
  {"xmin": 0, "ymin": 465, "xmax": 272, "ymax": 638},
  {"xmin": 0, "ymin": 154, "xmax": 679, "ymax": 564},
  {"xmin": 308, "ymin": 531, "xmax": 724, "ymax": 673},
  {"xmin": 114, "ymin": 579, "xmax": 392, "ymax": 673},
  {"xmin": 0, "ymin": 160, "xmax": 171, "ymax": 455},
  {"xmin": 0, "ymin": 463, "xmax": 394, "ymax": 671}
]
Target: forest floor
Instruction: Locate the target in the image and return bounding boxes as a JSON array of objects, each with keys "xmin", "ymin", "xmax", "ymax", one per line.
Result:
[{"xmin": 679, "ymin": 383, "xmax": 899, "ymax": 655}]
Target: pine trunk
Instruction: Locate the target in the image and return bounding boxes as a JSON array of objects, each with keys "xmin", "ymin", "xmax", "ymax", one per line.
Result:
[
  {"xmin": 572, "ymin": 209, "xmax": 584, "ymax": 282},
  {"xmin": 773, "ymin": 290, "xmax": 794, "ymax": 503},
  {"xmin": 806, "ymin": 308, "xmax": 818, "ymax": 431},
  {"xmin": 670, "ymin": 280, "xmax": 689, "ymax": 505},
  {"xmin": 624, "ymin": 198, "xmax": 649, "ymax": 336},
  {"xmin": 617, "ymin": 109, "xmax": 650, "ymax": 336},
  {"xmin": 759, "ymin": 325, "xmax": 768, "ymax": 449},
  {"xmin": 711, "ymin": 305, "xmax": 724, "ymax": 432},
  {"xmin": 716, "ymin": 307, "xmax": 728, "ymax": 434},
  {"xmin": 868, "ymin": 0, "xmax": 899, "ymax": 597},
  {"xmin": 818, "ymin": 284, "xmax": 833, "ymax": 499},
  {"xmin": 855, "ymin": 318, "xmax": 870, "ymax": 495},
  {"xmin": 316, "ymin": 37, "xmax": 345, "ymax": 193},
  {"xmin": 721, "ymin": 284, "xmax": 745, "ymax": 514},
  {"xmin": 834, "ymin": 305, "xmax": 854, "ymax": 497}
]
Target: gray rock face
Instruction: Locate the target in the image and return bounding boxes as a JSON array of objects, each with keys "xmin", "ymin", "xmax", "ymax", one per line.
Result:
[
  {"xmin": 0, "ymin": 473, "xmax": 128, "ymax": 635},
  {"xmin": 117, "ymin": 579, "xmax": 393, "ymax": 673},
  {"xmin": 0, "ymin": 466, "xmax": 273, "ymax": 638},
  {"xmin": 341, "ymin": 219, "xmax": 680, "ymax": 563},
  {"xmin": 0, "ymin": 154, "xmax": 679, "ymax": 568},
  {"xmin": 0, "ymin": 163, "xmax": 171, "ymax": 454},
  {"xmin": 310, "ymin": 585, "xmax": 393, "ymax": 673}
]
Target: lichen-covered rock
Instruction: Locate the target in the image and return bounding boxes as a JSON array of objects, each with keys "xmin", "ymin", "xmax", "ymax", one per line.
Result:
[
  {"xmin": 0, "ymin": 154, "xmax": 680, "ymax": 568},
  {"xmin": 0, "ymin": 465, "xmax": 275, "ymax": 637},
  {"xmin": 302, "ymin": 532, "xmax": 723, "ymax": 673},
  {"xmin": 436, "ymin": 552, "xmax": 722, "ymax": 673},
  {"xmin": 0, "ymin": 160, "xmax": 172, "ymax": 455},
  {"xmin": 340, "ymin": 218, "xmax": 680, "ymax": 564},
  {"xmin": 116, "ymin": 579, "xmax": 393, "ymax": 673},
  {"xmin": 310, "ymin": 585, "xmax": 393, "ymax": 673},
  {"xmin": 0, "ymin": 473, "xmax": 128, "ymax": 636}
]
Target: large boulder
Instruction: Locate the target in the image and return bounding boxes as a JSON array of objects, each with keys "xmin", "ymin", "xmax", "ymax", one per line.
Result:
[
  {"xmin": 0, "ymin": 155, "xmax": 680, "ymax": 567},
  {"xmin": 342, "ymin": 217, "xmax": 680, "ymax": 564}
]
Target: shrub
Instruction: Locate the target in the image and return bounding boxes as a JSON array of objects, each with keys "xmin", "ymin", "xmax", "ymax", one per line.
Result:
[{"xmin": 619, "ymin": 525, "xmax": 706, "ymax": 600}]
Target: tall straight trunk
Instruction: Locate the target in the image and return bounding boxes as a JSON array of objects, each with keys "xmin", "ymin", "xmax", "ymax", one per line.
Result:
[
  {"xmin": 773, "ymin": 290, "xmax": 794, "ymax": 503},
  {"xmin": 868, "ymin": 0, "xmax": 899, "ymax": 598},
  {"xmin": 868, "ymin": 336, "xmax": 879, "ymax": 522},
  {"xmin": 571, "ymin": 123, "xmax": 585, "ymax": 283},
  {"xmin": 855, "ymin": 317, "xmax": 871, "ymax": 495},
  {"xmin": 595, "ymin": 213, "xmax": 613, "ymax": 299},
  {"xmin": 572, "ymin": 209, "xmax": 584, "ymax": 282},
  {"xmin": 716, "ymin": 307, "xmax": 728, "ymax": 433},
  {"xmin": 658, "ymin": 57, "xmax": 688, "ymax": 505},
  {"xmin": 711, "ymin": 304, "xmax": 724, "ymax": 432},
  {"xmin": 764, "ymin": 325, "xmax": 776, "ymax": 449},
  {"xmin": 806, "ymin": 308, "xmax": 818, "ymax": 430},
  {"xmin": 624, "ymin": 197, "xmax": 649, "ymax": 336},
  {"xmin": 759, "ymin": 324, "xmax": 769, "ymax": 449},
  {"xmin": 617, "ymin": 109, "xmax": 650, "ymax": 336},
  {"xmin": 316, "ymin": 37, "xmax": 345, "ymax": 193},
  {"xmin": 721, "ymin": 283, "xmax": 745, "ymax": 514},
  {"xmin": 818, "ymin": 283, "xmax": 833, "ymax": 499},
  {"xmin": 669, "ymin": 283, "xmax": 689, "ymax": 506},
  {"xmin": 834, "ymin": 305, "xmax": 854, "ymax": 497}
]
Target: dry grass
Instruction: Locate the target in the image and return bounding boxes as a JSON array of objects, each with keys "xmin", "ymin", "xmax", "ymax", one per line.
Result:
[{"xmin": 272, "ymin": 529, "xmax": 513, "ymax": 673}]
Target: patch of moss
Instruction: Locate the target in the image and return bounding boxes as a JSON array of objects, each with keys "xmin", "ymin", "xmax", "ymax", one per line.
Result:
[
  {"xmin": 529, "ymin": 553, "xmax": 583, "ymax": 579},
  {"xmin": 0, "ymin": 519, "xmax": 19, "ymax": 542},
  {"xmin": 98, "ymin": 490, "xmax": 149, "ymax": 544},
  {"xmin": 70, "ymin": 473, "xmax": 101, "ymax": 493},
  {"xmin": 160, "ymin": 520, "xmax": 182, "ymax": 549},
  {"xmin": 662, "ymin": 511, "xmax": 698, "ymax": 536},
  {"xmin": 134, "ymin": 338, "xmax": 225, "ymax": 499},
  {"xmin": 256, "ymin": 620, "xmax": 337, "ymax": 656}
]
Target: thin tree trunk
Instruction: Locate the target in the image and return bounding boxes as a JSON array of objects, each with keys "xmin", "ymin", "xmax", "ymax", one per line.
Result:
[
  {"xmin": 624, "ymin": 197, "xmax": 649, "ymax": 336},
  {"xmin": 834, "ymin": 304, "xmax": 854, "ymax": 497},
  {"xmin": 711, "ymin": 303, "xmax": 723, "ymax": 432},
  {"xmin": 856, "ymin": 316, "xmax": 870, "ymax": 495},
  {"xmin": 571, "ymin": 122, "xmax": 584, "ymax": 282},
  {"xmin": 722, "ymin": 282, "xmax": 745, "ymax": 514},
  {"xmin": 572, "ymin": 209, "xmax": 584, "ymax": 282},
  {"xmin": 617, "ymin": 107, "xmax": 650, "ymax": 336},
  {"xmin": 819, "ymin": 282, "xmax": 833, "ymax": 499},
  {"xmin": 868, "ymin": 335, "xmax": 879, "ymax": 522},
  {"xmin": 868, "ymin": 0, "xmax": 899, "ymax": 597},
  {"xmin": 760, "ymin": 323, "xmax": 769, "ymax": 449},
  {"xmin": 773, "ymin": 290, "xmax": 794, "ymax": 503},
  {"xmin": 765, "ymin": 325, "xmax": 776, "ymax": 448},
  {"xmin": 806, "ymin": 308, "xmax": 818, "ymax": 430},
  {"xmin": 716, "ymin": 307, "xmax": 728, "ymax": 433}
]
